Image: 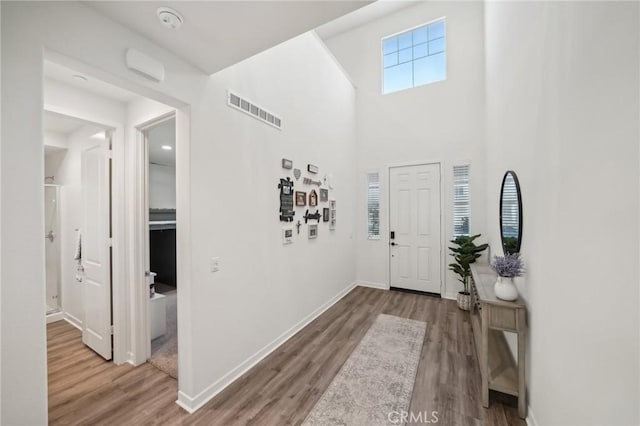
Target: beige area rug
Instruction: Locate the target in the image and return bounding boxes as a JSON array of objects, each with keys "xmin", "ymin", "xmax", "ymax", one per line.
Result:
[
  {"xmin": 149, "ymin": 285, "xmax": 178, "ymax": 379},
  {"xmin": 303, "ymin": 314, "xmax": 427, "ymax": 426}
]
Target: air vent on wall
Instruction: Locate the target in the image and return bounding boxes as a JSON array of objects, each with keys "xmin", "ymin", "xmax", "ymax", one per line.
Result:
[{"xmin": 227, "ymin": 91, "xmax": 282, "ymax": 130}]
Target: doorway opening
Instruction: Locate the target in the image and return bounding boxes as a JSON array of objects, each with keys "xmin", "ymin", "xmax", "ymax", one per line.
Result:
[
  {"xmin": 388, "ymin": 162, "xmax": 443, "ymax": 295},
  {"xmin": 44, "ymin": 115, "xmax": 112, "ymax": 341},
  {"xmin": 143, "ymin": 116, "xmax": 179, "ymax": 379}
]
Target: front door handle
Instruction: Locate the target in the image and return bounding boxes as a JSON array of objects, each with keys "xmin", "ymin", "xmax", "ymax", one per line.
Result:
[{"xmin": 390, "ymin": 242, "xmax": 397, "ymax": 246}]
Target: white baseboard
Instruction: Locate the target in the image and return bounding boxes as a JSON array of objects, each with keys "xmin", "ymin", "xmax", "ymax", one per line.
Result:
[
  {"xmin": 46, "ymin": 311, "xmax": 64, "ymax": 324},
  {"xmin": 357, "ymin": 281, "xmax": 389, "ymax": 290},
  {"xmin": 176, "ymin": 281, "xmax": 359, "ymax": 413},
  {"xmin": 126, "ymin": 352, "xmax": 137, "ymax": 366},
  {"xmin": 64, "ymin": 312, "xmax": 83, "ymax": 330},
  {"xmin": 526, "ymin": 405, "xmax": 538, "ymax": 426}
]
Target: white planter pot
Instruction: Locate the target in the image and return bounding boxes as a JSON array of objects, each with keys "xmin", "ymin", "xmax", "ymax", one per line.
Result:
[
  {"xmin": 494, "ymin": 276, "xmax": 518, "ymax": 301},
  {"xmin": 457, "ymin": 292, "xmax": 471, "ymax": 311}
]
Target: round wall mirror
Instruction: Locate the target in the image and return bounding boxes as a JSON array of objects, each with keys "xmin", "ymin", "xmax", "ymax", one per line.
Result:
[{"xmin": 500, "ymin": 171, "xmax": 522, "ymax": 254}]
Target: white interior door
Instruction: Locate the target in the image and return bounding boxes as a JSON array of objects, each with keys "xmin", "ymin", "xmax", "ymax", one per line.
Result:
[
  {"xmin": 81, "ymin": 138, "xmax": 112, "ymax": 360},
  {"xmin": 389, "ymin": 163, "xmax": 441, "ymax": 293}
]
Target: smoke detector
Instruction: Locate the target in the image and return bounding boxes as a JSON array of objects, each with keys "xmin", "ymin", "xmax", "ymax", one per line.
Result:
[{"xmin": 157, "ymin": 7, "xmax": 184, "ymax": 30}]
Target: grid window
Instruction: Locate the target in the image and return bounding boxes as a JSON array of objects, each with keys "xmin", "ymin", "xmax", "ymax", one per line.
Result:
[
  {"xmin": 453, "ymin": 165, "xmax": 470, "ymax": 237},
  {"xmin": 367, "ymin": 173, "xmax": 380, "ymax": 240},
  {"xmin": 382, "ymin": 19, "xmax": 446, "ymax": 94}
]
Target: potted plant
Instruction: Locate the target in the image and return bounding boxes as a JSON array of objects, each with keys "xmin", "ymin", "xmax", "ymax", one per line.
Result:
[
  {"xmin": 491, "ymin": 253, "xmax": 524, "ymax": 301},
  {"xmin": 448, "ymin": 234, "xmax": 488, "ymax": 310}
]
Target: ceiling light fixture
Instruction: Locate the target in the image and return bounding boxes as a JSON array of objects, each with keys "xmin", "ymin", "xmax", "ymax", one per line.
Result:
[
  {"xmin": 161, "ymin": 145, "xmax": 173, "ymax": 150},
  {"xmin": 157, "ymin": 7, "xmax": 184, "ymax": 30},
  {"xmin": 73, "ymin": 74, "xmax": 88, "ymax": 82}
]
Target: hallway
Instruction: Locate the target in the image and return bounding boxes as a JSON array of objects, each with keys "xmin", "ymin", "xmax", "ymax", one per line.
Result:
[{"xmin": 47, "ymin": 287, "xmax": 524, "ymax": 425}]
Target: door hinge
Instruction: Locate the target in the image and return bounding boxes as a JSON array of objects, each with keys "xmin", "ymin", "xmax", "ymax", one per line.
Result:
[{"xmin": 107, "ymin": 150, "xmax": 113, "ymax": 159}]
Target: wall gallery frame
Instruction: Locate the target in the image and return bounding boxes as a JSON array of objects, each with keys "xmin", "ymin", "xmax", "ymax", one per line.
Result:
[
  {"xmin": 320, "ymin": 188, "xmax": 328, "ymax": 202},
  {"xmin": 309, "ymin": 189, "xmax": 318, "ymax": 206},
  {"xmin": 323, "ymin": 208, "xmax": 330, "ymax": 222},
  {"xmin": 295, "ymin": 191, "xmax": 307, "ymax": 206},
  {"xmin": 329, "ymin": 200, "xmax": 336, "ymax": 230},
  {"xmin": 308, "ymin": 224, "xmax": 318, "ymax": 239},
  {"xmin": 282, "ymin": 158, "xmax": 293, "ymax": 169},
  {"xmin": 278, "ymin": 177, "xmax": 295, "ymax": 222},
  {"xmin": 282, "ymin": 227, "xmax": 293, "ymax": 244}
]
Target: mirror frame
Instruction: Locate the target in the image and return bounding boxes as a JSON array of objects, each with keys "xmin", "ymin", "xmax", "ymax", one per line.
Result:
[{"xmin": 499, "ymin": 170, "xmax": 523, "ymax": 254}]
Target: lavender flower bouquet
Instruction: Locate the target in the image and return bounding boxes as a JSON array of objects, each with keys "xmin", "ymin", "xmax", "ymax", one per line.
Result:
[{"xmin": 491, "ymin": 253, "xmax": 524, "ymax": 278}]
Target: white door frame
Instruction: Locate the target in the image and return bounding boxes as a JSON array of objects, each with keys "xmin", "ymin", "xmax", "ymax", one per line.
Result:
[
  {"xmin": 387, "ymin": 160, "xmax": 445, "ymax": 295},
  {"xmin": 134, "ymin": 112, "xmax": 177, "ymax": 363}
]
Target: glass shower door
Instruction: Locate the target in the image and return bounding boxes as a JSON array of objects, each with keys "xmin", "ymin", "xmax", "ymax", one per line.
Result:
[{"xmin": 45, "ymin": 185, "xmax": 60, "ymax": 314}]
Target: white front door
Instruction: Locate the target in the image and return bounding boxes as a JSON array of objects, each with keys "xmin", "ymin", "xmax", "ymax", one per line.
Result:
[
  {"xmin": 389, "ymin": 163, "xmax": 441, "ymax": 294},
  {"xmin": 81, "ymin": 137, "xmax": 112, "ymax": 360}
]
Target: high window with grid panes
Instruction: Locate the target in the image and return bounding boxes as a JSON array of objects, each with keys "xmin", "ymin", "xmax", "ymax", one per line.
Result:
[{"xmin": 382, "ymin": 19, "xmax": 446, "ymax": 94}]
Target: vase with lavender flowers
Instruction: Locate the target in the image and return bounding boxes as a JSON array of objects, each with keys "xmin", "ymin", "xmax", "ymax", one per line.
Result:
[{"xmin": 491, "ymin": 253, "xmax": 524, "ymax": 301}]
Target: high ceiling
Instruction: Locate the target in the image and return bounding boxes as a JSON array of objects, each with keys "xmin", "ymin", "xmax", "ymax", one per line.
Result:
[
  {"xmin": 315, "ymin": 0, "xmax": 420, "ymax": 40},
  {"xmin": 88, "ymin": 1, "xmax": 373, "ymax": 74}
]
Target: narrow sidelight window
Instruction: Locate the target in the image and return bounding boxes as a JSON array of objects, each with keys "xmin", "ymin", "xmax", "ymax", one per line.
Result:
[
  {"xmin": 453, "ymin": 165, "xmax": 470, "ymax": 237},
  {"xmin": 367, "ymin": 173, "xmax": 380, "ymax": 240}
]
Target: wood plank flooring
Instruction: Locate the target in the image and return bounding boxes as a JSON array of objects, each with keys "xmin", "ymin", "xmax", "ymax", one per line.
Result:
[{"xmin": 48, "ymin": 286, "xmax": 525, "ymax": 425}]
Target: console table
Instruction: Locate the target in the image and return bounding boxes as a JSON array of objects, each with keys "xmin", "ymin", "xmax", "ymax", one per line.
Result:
[{"xmin": 470, "ymin": 263, "xmax": 527, "ymax": 419}]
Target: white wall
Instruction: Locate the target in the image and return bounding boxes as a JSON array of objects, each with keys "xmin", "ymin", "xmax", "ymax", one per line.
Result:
[
  {"xmin": 149, "ymin": 164, "xmax": 176, "ymax": 209},
  {"xmin": 323, "ymin": 1, "xmax": 487, "ymax": 297},
  {"xmin": 484, "ymin": 2, "xmax": 639, "ymax": 425},
  {"xmin": 44, "ymin": 134, "xmax": 68, "ymax": 180},
  {"xmin": 184, "ymin": 32, "xmax": 357, "ymax": 407},
  {"xmin": 45, "ymin": 78, "xmax": 127, "ymax": 124}
]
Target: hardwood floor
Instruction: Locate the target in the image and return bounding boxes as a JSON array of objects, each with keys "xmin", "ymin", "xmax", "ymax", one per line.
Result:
[{"xmin": 48, "ymin": 286, "xmax": 525, "ymax": 425}]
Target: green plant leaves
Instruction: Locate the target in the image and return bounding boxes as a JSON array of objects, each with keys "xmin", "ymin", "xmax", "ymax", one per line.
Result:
[{"xmin": 448, "ymin": 234, "xmax": 488, "ymax": 293}]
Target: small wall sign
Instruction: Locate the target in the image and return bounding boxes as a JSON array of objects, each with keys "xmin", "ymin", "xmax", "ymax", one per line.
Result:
[
  {"xmin": 282, "ymin": 158, "xmax": 293, "ymax": 169},
  {"xmin": 307, "ymin": 164, "xmax": 319, "ymax": 174},
  {"xmin": 278, "ymin": 178, "xmax": 295, "ymax": 222}
]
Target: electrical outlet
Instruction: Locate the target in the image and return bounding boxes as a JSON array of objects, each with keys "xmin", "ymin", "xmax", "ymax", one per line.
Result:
[{"xmin": 211, "ymin": 257, "xmax": 220, "ymax": 272}]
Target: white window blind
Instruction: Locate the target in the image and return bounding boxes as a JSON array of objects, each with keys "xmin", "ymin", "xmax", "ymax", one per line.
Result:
[
  {"xmin": 367, "ymin": 173, "xmax": 380, "ymax": 240},
  {"xmin": 453, "ymin": 165, "xmax": 470, "ymax": 237}
]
